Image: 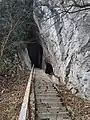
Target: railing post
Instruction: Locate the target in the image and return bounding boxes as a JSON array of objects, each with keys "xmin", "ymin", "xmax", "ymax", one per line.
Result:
[{"xmin": 28, "ymin": 97, "xmax": 31, "ymax": 120}]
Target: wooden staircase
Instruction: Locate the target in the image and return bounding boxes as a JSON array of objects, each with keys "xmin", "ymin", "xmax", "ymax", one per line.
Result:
[{"xmin": 34, "ymin": 69, "xmax": 72, "ymax": 120}]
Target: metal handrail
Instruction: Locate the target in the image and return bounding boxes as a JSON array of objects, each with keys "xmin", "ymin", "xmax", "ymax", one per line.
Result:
[{"xmin": 18, "ymin": 65, "xmax": 34, "ymax": 120}]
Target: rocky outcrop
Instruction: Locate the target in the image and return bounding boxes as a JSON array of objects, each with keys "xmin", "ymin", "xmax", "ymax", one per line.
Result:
[{"xmin": 33, "ymin": 0, "xmax": 90, "ymax": 99}]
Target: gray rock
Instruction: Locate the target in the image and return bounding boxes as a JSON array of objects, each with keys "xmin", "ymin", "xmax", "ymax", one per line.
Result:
[{"xmin": 33, "ymin": 0, "xmax": 90, "ymax": 99}]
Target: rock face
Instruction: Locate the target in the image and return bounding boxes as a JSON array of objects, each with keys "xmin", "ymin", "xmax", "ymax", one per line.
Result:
[{"xmin": 33, "ymin": 0, "xmax": 90, "ymax": 99}]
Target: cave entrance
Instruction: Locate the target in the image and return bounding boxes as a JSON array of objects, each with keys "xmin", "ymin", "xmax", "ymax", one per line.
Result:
[
  {"xmin": 26, "ymin": 18, "xmax": 43, "ymax": 68},
  {"xmin": 45, "ymin": 61, "xmax": 53, "ymax": 75},
  {"xmin": 27, "ymin": 43, "xmax": 43, "ymax": 68}
]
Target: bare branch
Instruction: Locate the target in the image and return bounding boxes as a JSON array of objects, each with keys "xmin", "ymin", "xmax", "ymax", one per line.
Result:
[{"xmin": 1, "ymin": 16, "xmax": 22, "ymax": 57}]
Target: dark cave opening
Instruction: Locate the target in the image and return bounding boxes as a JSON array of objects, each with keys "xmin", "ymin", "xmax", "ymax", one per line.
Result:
[
  {"xmin": 45, "ymin": 61, "xmax": 53, "ymax": 75},
  {"xmin": 27, "ymin": 43, "xmax": 43, "ymax": 68},
  {"xmin": 26, "ymin": 20, "xmax": 43, "ymax": 68}
]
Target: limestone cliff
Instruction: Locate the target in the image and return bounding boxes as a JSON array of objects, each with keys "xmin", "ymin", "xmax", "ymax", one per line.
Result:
[{"xmin": 33, "ymin": 0, "xmax": 90, "ymax": 99}]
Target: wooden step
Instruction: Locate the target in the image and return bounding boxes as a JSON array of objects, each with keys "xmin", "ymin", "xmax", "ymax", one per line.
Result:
[
  {"xmin": 37, "ymin": 112, "xmax": 70, "ymax": 120},
  {"xmin": 37, "ymin": 107, "xmax": 66, "ymax": 113}
]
